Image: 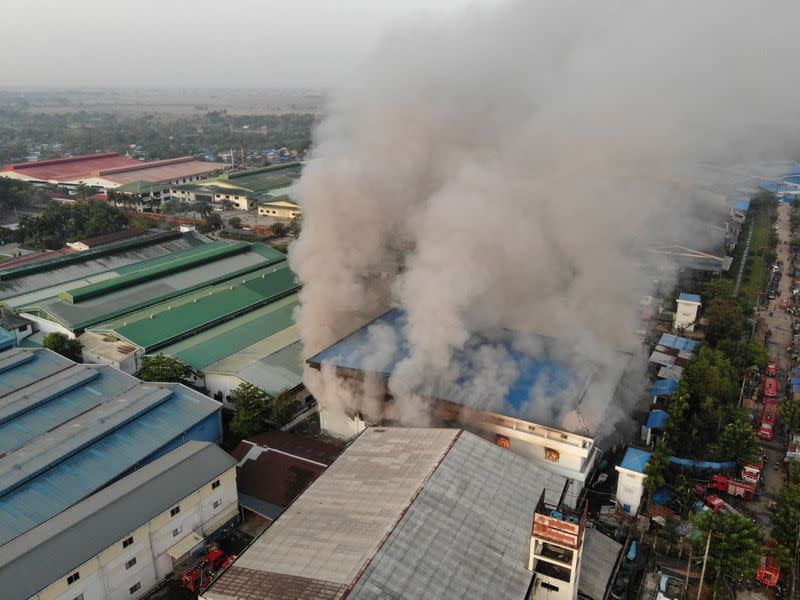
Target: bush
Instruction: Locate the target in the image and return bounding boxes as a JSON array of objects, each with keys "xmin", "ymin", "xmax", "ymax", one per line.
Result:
[{"xmin": 42, "ymin": 332, "xmax": 82, "ymax": 362}]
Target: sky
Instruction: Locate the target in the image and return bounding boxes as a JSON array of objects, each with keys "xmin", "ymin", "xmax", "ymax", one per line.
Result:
[{"xmin": 0, "ymin": 0, "xmax": 497, "ymax": 89}]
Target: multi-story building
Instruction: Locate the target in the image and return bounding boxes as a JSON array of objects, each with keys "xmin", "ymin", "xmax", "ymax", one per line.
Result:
[{"xmin": 0, "ymin": 441, "xmax": 239, "ymax": 600}]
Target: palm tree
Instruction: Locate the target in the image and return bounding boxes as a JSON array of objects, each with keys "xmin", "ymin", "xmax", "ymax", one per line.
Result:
[{"xmin": 75, "ymin": 182, "xmax": 91, "ymax": 200}]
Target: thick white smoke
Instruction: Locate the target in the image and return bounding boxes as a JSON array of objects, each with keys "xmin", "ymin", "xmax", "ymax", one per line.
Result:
[{"xmin": 290, "ymin": 0, "xmax": 800, "ymax": 437}]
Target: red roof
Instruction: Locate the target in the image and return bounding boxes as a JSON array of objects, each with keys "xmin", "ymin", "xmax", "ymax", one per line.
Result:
[
  {"xmin": 0, "ymin": 248, "xmax": 75, "ymax": 269},
  {"xmin": 0, "ymin": 153, "xmax": 141, "ymax": 182},
  {"xmin": 96, "ymin": 157, "xmax": 228, "ymax": 184},
  {"xmin": 230, "ymin": 432, "xmax": 344, "ymax": 508}
]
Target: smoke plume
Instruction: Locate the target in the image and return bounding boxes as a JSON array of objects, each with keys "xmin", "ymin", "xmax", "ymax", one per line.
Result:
[{"xmin": 290, "ymin": 0, "xmax": 800, "ymax": 438}]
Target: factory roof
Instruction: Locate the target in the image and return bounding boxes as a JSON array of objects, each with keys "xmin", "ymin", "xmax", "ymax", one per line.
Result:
[
  {"xmin": 67, "ymin": 227, "xmax": 144, "ymax": 249},
  {"xmin": 677, "ymin": 293, "xmax": 702, "ymax": 304},
  {"xmin": 579, "ymin": 528, "xmax": 623, "ymax": 600},
  {"xmin": 177, "ymin": 163, "xmax": 302, "ymax": 200},
  {"xmin": 0, "ymin": 231, "xmax": 209, "ymax": 305},
  {"xmin": 22, "ymin": 243, "xmax": 287, "ymax": 334},
  {"xmin": 657, "ymin": 333, "xmax": 699, "ymax": 353},
  {"xmin": 0, "ymin": 348, "xmax": 222, "ymax": 545},
  {"xmin": 0, "ymin": 153, "xmax": 141, "ymax": 182},
  {"xmin": 114, "ymin": 179, "xmax": 171, "ymax": 195},
  {"xmin": 619, "ymin": 448, "xmax": 651, "ymax": 474},
  {"xmin": 159, "ymin": 295, "xmax": 299, "ymax": 370},
  {"xmin": 307, "ymin": 308, "xmax": 631, "ymax": 436},
  {"xmin": 204, "ymin": 427, "xmax": 567, "ymax": 600},
  {"xmin": 0, "ymin": 327, "xmax": 15, "ymax": 350},
  {"xmin": 0, "ymin": 442, "xmax": 236, "ymax": 600},
  {"xmin": 92, "ymin": 258, "xmax": 297, "ymax": 352},
  {"xmin": 92, "ymin": 157, "xmax": 228, "ymax": 185},
  {"xmin": 231, "ymin": 432, "xmax": 343, "ymax": 517}
]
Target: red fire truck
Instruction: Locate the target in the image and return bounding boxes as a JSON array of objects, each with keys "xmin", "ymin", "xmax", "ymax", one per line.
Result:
[
  {"xmin": 741, "ymin": 464, "xmax": 762, "ymax": 485},
  {"xmin": 180, "ymin": 548, "xmax": 233, "ymax": 593},
  {"xmin": 708, "ymin": 474, "xmax": 755, "ymax": 500},
  {"xmin": 705, "ymin": 495, "xmax": 741, "ymax": 516},
  {"xmin": 763, "ymin": 376, "xmax": 779, "ymax": 398},
  {"xmin": 757, "ymin": 545, "xmax": 781, "ymax": 587},
  {"xmin": 766, "ymin": 359, "xmax": 779, "ymax": 377},
  {"xmin": 758, "ymin": 398, "xmax": 778, "ymax": 441}
]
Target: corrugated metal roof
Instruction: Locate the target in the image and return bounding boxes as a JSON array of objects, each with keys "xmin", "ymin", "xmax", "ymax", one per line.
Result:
[
  {"xmin": 579, "ymin": 528, "xmax": 622, "ymax": 599},
  {"xmin": 307, "ymin": 309, "xmax": 630, "ymax": 436},
  {"xmin": 619, "ymin": 448, "xmax": 651, "ymax": 473},
  {"xmin": 0, "ymin": 348, "xmax": 72, "ymax": 396},
  {"xmin": 0, "ymin": 349, "xmax": 222, "ymax": 545},
  {"xmin": 234, "ymin": 340, "xmax": 304, "ymax": 395},
  {"xmin": 0, "ymin": 441, "xmax": 236, "ymax": 600},
  {"xmin": 348, "ymin": 432, "xmax": 566, "ymax": 600},
  {"xmin": 678, "ymin": 293, "xmax": 702, "ymax": 304},
  {"xmin": 658, "ymin": 334, "xmax": 699, "ymax": 352}
]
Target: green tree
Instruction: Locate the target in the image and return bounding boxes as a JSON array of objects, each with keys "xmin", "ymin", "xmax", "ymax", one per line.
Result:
[
  {"xmin": 692, "ymin": 510, "xmax": 763, "ymax": 587},
  {"xmin": 204, "ymin": 212, "xmax": 223, "ymax": 230},
  {"xmin": 229, "ymin": 382, "xmax": 270, "ymax": 438},
  {"xmin": 644, "ymin": 441, "xmax": 670, "ymax": 497},
  {"xmin": 129, "ymin": 215, "xmax": 156, "ymax": 230},
  {"xmin": 270, "ymin": 221, "xmax": 287, "ymax": 236},
  {"xmin": 672, "ymin": 473, "xmax": 696, "ymax": 518},
  {"xmin": 228, "ymin": 216, "xmax": 242, "ymax": 229},
  {"xmin": 705, "ymin": 297, "xmax": 745, "ymax": 346},
  {"xmin": 288, "ymin": 215, "xmax": 302, "ymax": 237},
  {"xmin": 270, "ymin": 388, "xmax": 298, "ymax": 427},
  {"xmin": 74, "ymin": 182, "xmax": 93, "ymax": 200},
  {"xmin": 138, "ymin": 354, "xmax": 197, "ymax": 383},
  {"xmin": 781, "ymin": 395, "xmax": 800, "ymax": 436},
  {"xmin": 772, "ymin": 484, "xmax": 800, "ymax": 561},
  {"xmin": 714, "ymin": 416, "xmax": 760, "ymax": 470},
  {"xmin": 42, "ymin": 332, "xmax": 83, "ymax": 362},
  {"xmin": 702, "ymin": 279, "xmax": 735, "ymax": 303}
]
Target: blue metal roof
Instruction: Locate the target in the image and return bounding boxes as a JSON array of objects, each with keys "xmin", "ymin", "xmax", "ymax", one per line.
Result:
[
  {"xmin": 0, "ymin": 349, "xmax": 222, "ymax": 545},
  {"xmin": 650, "ymin": 378, "xmax": 679, "ymax": 397},
  {"xmin": 731, "ymin": 199, "xmax": 751, "ymax": 212},
  {"xmin": 646, "ymin": 410, "xmax": 670, "ymax": 429},
  {"xmin": 308, "ymin": 309, "xmax": 630, "ymax": 433},
  {"xmin": 619, "ymin": 448, "xmax": 651, "ymax": 473},
  {"xmin": 0, "ymin": 350, "xmax": 71, "ymax": 396},
  {"xmin": 0, "ymin": 328, "xmax": 14, "ymax": 352},
  {"xmin": 678, "ymin": 293, "xmax": 702, "ymax": 304},
  {"xmin": 658, "ymin": 333, "xmax": 699, "ymax": 353}
]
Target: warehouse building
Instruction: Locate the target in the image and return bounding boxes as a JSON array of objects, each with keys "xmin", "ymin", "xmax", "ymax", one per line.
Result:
[
  {"xmin": 0, "ymin": 441, "xmax": 238, "ymax": 600},
  {"xmin": 171, "ymin": 162, "xmax": 302, "ymax": 210},
  {"xmin": 0, "ymin": 153, "xmax": 226, "ymax": 189},
  {"xmin": 257, "ymin": 197, "xmax": 301, "ymax": 219},
  {"xmin": 307, "ymin": 308, "xmax": 632, "ymax": 500},
  {"xmin": 0, "ymin": 348, "xmax": 224, "ymax": 546},
  {"xmin": 202, "ymin": 427, "xmax": 572, "ymax": 600}
]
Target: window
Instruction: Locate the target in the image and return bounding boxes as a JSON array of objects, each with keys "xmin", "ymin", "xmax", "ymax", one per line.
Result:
[
  {"xmin": 544, "ymin": 448, "xmax": 560, "ymax": 463},
  {"xmin": 67, "ymin": 571, "xmax": 80, "ymax": 585},
  {"xmin": 122, "ymin": 536, "xmax": 134, "ymax": 549},
  {"xmin": 129, "ymin": 582, "xmax": 141, "ymax": 595},
  {"xmin": 560, "ymin": 433, "xmax": 568, "ymax": 440},
  {"xmin": 213, "ymin": 499, "xmax": 222, "ymax": 509},
  {"xmin": 173, "ymin": 525, "xmax": 183, "ymax": 537},
  {"xmin": 541, "ymin": 582, "xmax": 559, "ymax": 592},
  {"xmin": 170, "ymin": 505, "xmax": 180, "ymax": 517},
  {"xmin": 528, "ymin": 425, "xmax": 536, "ymax": 431},
  {"xmin": 211, "ymin": 479, "xmax": 220, "ymax": 490},
  {"xmin": 125, "ymin": 557, "xmax": 137, "ymax": 570}
]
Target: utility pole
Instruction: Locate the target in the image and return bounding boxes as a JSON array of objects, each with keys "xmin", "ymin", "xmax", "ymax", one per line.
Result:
[
  {"xmin": 683, "ymin": 542, "xmax": 693, "ymax": 599},
  {"xmin": 697, "ymin": 532, "xmax": 711, "ymax": 600}
]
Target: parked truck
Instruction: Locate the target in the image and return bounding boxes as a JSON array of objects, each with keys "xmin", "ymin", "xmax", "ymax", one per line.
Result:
[
  {"xmin": 705, "ymin": 495, "xmax": 741, "ymax": 516},
  {"xmin": 708, "ymin": 474, "xmax": 755, "ymax": 500},
  {"xmin": 740, "ymin": 464, "xmax": 762, "ymax": 485},
  {"xmin": 180, "ymin": 548, "xmax": 235, "ymax": 593},
  {"xmin": 758, "ymin": 398, "xmax": 778, "ymax": 441}
]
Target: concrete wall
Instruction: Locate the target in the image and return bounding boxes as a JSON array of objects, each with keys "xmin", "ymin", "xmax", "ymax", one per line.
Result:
[
  {"xmin": 32, "ymin": 468, "xmax": 238, "ymax": 600},
  {"xmin": 674, "ymin": 300, "xmax": 700, "ymax": 332},
  {"xmin": 614, "ymin": 467, "xmax": 645, "ymax": 515}
]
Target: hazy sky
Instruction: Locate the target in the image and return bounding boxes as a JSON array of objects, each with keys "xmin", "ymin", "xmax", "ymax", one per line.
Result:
[{"xmin": 0, "ymin": 0, "xmax": 496, "ymax": 89}]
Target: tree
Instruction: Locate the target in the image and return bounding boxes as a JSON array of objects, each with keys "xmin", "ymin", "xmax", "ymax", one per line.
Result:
[
  {"xmin": 672, "ymin": 473, "xmax": 696, "ymax": 518},
  {"xmin": 229, "ymin": 382, "xmax": 270, "ymax": 438},
  {"xmin": 270, "ymin": 388, "xmax": 298, "ymax": 427},
  {"xmin": 129, "ymin": 215, "xmax": 156, "ymax": 230},
  {"xmin": 705, "ymin": 297, "xmax": 745, "ymax": 346},
  {"xmin": 702, "ymin": 279, "xmax": 735, "ymax": 303},
  {"xmin": 161, "ymin": 200, "xmax": 179, "ymax": 215},
  {"xmin": 74, "ymin": 182, "xmax": 93, "ymax": 200},
  {"xmin": 228, "ymin": 216, "xmax": 242, "ymax": 229},
  {"xmin": 288, "ymin": 215, "xmax": 302, "ymax": 237},
  {"xmin": 270, "ymin": 221, "xmax": 287, "ymax": 236},
  {"xmin": 781, "ymin": 395, "xmax": 800, "ymax": 436},
  {"xmin": 714, "ymin": 415, "xmax": 760, "ymax": 470},
  {"xmin": 138, "ymin": 354, "xmax": 197, "ymax": 383},
  {"xmin": 42, "ymin": 332, "xmax": 83, "ymax": 362},
  {"xmin": 196, "ymin": 201, "xmax": 212, "ymax": 219},
  {"xmin": 772, "ymin": 484, "xmax": 800, "ymax": 561},
  {"xmin": 204, "ymin": 212, "xmax": 223, "ymax": 230},
  {"xmin": 17, "ymin": 200, "xmax": 129, "ymax": 249},
  {"xmin": 644, "ymin": 441, "xmax": 670, "ymax": 497},
  {"xmin": 692, "ymin": 510, "xmax": 763, "ymax": 587}
]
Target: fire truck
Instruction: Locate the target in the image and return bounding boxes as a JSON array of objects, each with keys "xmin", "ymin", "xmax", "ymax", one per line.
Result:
[
  {"xmin": 757, "ymin": 546, "xmax": 781, "ymax": 587},
  {"xmin": 708, "ymin": 474, "xmax": 755, "ymax": 500},
  {"xmin": 180, "ymin": 548, "xmax": 235, "ymax": 593},
  {"xmin": 763, "ymin": 376, "xmax": 779, "ymax": 398},
  {"xmin": 704, "ymin": 495, "xmax": 741, "ymax": 516},
  {"xmin": 758, "ymin": 398, "xmax": 778, "ymax": 441},
  {"xmin": 766, "ymin": 359, "xmax": 779, "ymax": 377},
  {"xmin": 740, "ymin": 464, "xmax": 762, "ymax": 485}
]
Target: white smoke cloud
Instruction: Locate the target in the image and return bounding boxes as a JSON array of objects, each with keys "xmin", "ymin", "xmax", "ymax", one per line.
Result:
[{"xmin": 290, "ymin": 0, "xmax": 800, "ymax": 438}]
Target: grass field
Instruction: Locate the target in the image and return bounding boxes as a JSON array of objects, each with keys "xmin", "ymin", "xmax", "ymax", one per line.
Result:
[{"xmin": 738, "ymin": 209, "xmax": 771, "ymax": 308}]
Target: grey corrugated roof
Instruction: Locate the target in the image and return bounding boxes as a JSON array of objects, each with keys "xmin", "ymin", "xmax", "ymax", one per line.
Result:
[
  {"xmin": 578, "ymin": 528, "xmax": 622, "ymax": 600},
  {"xmin": 235, "ymin": 340, "xmax": 304, "ymax": 395},
  {"xmin": 348, "ymin": 432, "xmax": 566, "ymax": 600},
  {"xmin": 0, "ymin": 441, "xmax": 237, "ymax": 600}
]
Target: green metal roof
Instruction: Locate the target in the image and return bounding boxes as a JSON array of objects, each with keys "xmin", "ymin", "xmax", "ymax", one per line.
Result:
[
  {"xmin": 115, "ymin": 180, "xmax": 169, "ymax": 195},
  {"xmin": 101, "ymin": 262, "xmax": 299, "ymax": 352},
  {"xmin": 175, "ymin": 163, "xmax": 302, "ymax": 199},
  {"xmin": 60, "ymin": 242, "xmax": 251, "ymax": 303},
  {"xmin": 160, "ymin": 294, "xmax": 299, "ymax": 370}
]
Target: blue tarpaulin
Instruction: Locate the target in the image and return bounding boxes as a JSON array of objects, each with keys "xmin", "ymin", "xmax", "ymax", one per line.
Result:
[
  {"xmin": 669, "ymin": 457, "xmax": 736, "ymax": 471},
  {"xmin": 646, "ymin": 410, "xmax": 670, "ymax": 429},
  {"xmin": 658, "ymin": 334, "xmax": 699, "ymax": 353},
  {"xmin": 732, "ymin": 199, "xmax": 751, "ymax": 212},
  {"xmin": 651, "ymin": 487, "xmax": 674, "ymax": 505},
  {"xmin": 650, "ymin": 379, "xmax": 679, "ymax": 397},
  {"xmin": 791, "ymin": 377, "xmax": 800, "ymax": 385}
]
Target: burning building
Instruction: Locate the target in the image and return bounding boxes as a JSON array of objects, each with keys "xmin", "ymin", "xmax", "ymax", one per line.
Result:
[{"xmin": 307, "ymin": 308, "xmax": 634, "ymax": 504}]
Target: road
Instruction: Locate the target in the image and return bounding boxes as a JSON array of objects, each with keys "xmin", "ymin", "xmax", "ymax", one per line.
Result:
[{"xmin": 742, "ymin": 202, "xmax": 793, "ymax": 535}]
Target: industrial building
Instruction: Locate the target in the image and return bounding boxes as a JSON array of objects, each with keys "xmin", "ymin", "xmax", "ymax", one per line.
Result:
[
  {"xmin": 0, "ymin": 441, "xmax": 238, "ymax": 600},
  {"xmin": 257, "ymin": 197, "xmax": 301, "ymax": 219},
  {"xmin": 307, "ymin": 308, "xmax": 632, "ymax": 500},
  {"xmin": 202, "ymin": 427, "xmax": 587, "ymax": 600},
  {"xmin": 0, "ymin": 348, "xmax": 224, "ymax": 546},
  {"xmin": 170, "ymin": 162, "xmax": 302, "ymax": 210},
  {"xmin": 229, "ymin": 431, "xmax": 343, "ymax": 522},
  {"xmin": 0, "ymin": 153, "xmax": 227, "ymax": 189}
]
